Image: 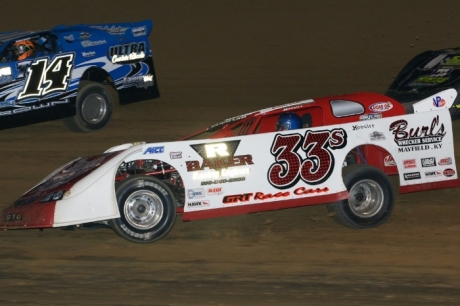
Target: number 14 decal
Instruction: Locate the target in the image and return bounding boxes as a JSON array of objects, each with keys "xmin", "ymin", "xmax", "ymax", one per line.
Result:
[{"xmin": 18, "ymin": 53, "xmax": 74, "ymax": 100}]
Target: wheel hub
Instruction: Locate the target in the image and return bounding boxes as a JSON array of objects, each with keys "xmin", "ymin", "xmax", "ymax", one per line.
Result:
[
  {"xmin": 81, "ymin": 93, "xmax": 107, "ymax": 123},
  {"xmin": 123, "ymin": 190, "xmax": 164, "ymax": 230},
  {"xmin": 348, "ymin": 179, "xmax": 384, "ymax": 218}
]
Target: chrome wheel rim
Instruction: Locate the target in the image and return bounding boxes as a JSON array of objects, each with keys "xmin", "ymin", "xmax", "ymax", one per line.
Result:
[
  {"xmin": 81, "ymin": 93, "xmax": 107, "ymax": 123},
  {"xmin": 348, "ymin": 179, "xmax": 384, "ymax": 218},
  {"xmin": 123, "ymin": 190, "xmax": 164, "ymax": 230}
]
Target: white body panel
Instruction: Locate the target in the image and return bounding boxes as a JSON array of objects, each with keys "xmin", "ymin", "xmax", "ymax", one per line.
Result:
[
  {"xmin": 412, "ymin": 89, "xmax": 457, "ymax": 113},
  {"xmin": 48, "ymin": 108, "xmax": 457, "ymax": 223}
]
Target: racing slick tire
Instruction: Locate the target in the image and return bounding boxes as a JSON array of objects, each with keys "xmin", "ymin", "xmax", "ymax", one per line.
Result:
[
  {"xmin": 326, "ymin": 164, "xmax": 394, "ymax": 229},
  {"xmin": 63, "ymin": 81, "xmax": 113, "ymax": 132},
  {"xmin": 109, "ymin": 175, "xmax": 177, "ymax": 243}
]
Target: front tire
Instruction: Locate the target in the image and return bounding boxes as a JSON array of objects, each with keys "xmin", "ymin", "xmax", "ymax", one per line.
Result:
[
  {"xmin": 63, "ymin": 81, "xmax": 114, "ymax": 132},
  {"xmin": 327, "ymin": 164, "xmax": 394, "ymax": 228},
  {"xmin": 109, "ymin": 176, "xmax": 176, "ymax": 243}
]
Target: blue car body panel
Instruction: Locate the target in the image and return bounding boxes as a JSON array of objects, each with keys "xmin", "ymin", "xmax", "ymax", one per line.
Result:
[{"xmin": 0, "ymin": 20, "xmax": 159, "ymax": 129}]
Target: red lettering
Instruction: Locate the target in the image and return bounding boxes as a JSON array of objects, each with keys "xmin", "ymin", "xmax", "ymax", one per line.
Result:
[
  {"xmin": 222, "ymin": 193, "xmax": 253, "ymax": 204},
  {"xmin": 241, "ymin": 154, "xmax": 254, "ymax": 165},
  {"xmin": 294, "ymin": 186, "xmax": 329, "ymax": 195},
  {"xmin": 253, "ymin": 191, "xmax": 290, "ymax": 200}
]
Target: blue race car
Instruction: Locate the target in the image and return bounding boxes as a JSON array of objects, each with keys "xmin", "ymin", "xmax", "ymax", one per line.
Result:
[{"xmin": 0, "ymin": 20, "xmax": 159, "ymax": 132}]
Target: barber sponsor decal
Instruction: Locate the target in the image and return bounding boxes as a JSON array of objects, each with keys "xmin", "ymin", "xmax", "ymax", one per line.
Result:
[{"xmin": 187, "ymin": 140, "xmax": 253, "ymax": 183}]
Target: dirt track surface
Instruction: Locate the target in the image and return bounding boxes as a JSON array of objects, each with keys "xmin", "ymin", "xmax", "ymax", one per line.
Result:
[{"xmin": 1, "ymin": 1, "xmax": 460, "ymax": 305}]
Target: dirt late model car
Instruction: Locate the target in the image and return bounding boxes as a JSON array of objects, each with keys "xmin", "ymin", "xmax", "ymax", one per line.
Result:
[
  {"xmin": 387, "ymin": 46, "xmax": 460, "ymax": 120},
  {"xmin": 0, "ymin": 88, "xmax": 459, "ymax": 243},
  {"xmin": 0, "ymin": 20, "xmax": 159, "ymax": 132}
]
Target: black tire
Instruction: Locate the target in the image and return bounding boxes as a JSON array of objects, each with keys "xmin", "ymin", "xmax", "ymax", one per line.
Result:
[
  {"xmin": 327, "ymin": 164, "xmax": 394, "ymax": 229},
  {"xmin": 109, "ymin": 176, "xmax": 177, "ymax": 243},
  {"xmin": 63, "ymin": 81, "xmax": 113, "ymax": 132}
]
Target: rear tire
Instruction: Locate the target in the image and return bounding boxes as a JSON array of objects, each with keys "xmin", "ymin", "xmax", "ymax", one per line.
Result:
[
  {"xmin": 327, "ymin": 164, "xmax": 394, "ymax": 228},
  {"xmin": 63, "ymin": 81, "xmax": 113, "ymax": 132},
  {"xmin": 109, "ymin": 175, "xmax": 176, "ymax": 243}
]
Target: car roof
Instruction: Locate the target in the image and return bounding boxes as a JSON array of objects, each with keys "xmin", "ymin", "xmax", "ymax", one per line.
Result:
[
  {"xmin": 0, "ymin": 30, "xmax": 43, "ymax": 44},
  {"xmin": 180, "ymin": 92, "xmax": 404, "ymax": 140}
]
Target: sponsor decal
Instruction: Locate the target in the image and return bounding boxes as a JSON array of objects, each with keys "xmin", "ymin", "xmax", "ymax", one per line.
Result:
[
  {"xmin": 268, "ymin": 129, "xmax": 346, "ymax": 189},
  {"xmin": 390, "ymin": 115, "xmax": 446, "ymax": 153},
  {"xmin": 187, "ymin": 188, "xmax": 205, "ymax": 199},
  {"xmin": 421, "ymin": 157, "xmax": 436, "ymax": 167},
  {"xmin": 201, "ymin": 176, "xmax": 245, "ymax": 186},
  {"xmin": 443, "ymin": 168, "xmax": 455, "ymax": 177},
  {"xmin": 370, "ymin": 131, "xmax": 386, "ymax": 140},
  {"xmin": 384, "ymin": 155, "xmax": 396, "ymax": 167},
  {"xmin": 222, "ymin": 187, "xmax": 329, "ymax": 204},
  {"xmin": 81, "ymin": 51, "xmax": 96, "ymax": 57},
  {"xmin": 143, "ymin": 146, "xmax": 164, "ymax": 154},
  {"xmin": 123, "ymin": 74, "xmax": 154, "ymax": 88},
  {"xmin": 293, "ymin": 186, "xmax": 330, "ymax": 195},
  {"xmin": 0, "ymin": 100, "xmax": 69, "ymax": 116},
  {"xmin": 369, "ymin": 102, "xmax": 393, "ymax": 112},
  {"xmin": 81, "ymin": 40, "xmax": 107, "ymax": 47},
  {"xmin": 132, "ymin": 26, "xmax": 147, "ymax": 36},
  {"xmin": 438, "ymin": 157, "xmax": 452, "ymax": 166},
  {"xmin": 352, "ymin": 123, "xmax": 374, "ymax": 130},
  {"xmin": 187, "ymin": 200, "xmax": 210, "ymax": 208},
  {"xmin": 109, "ymin": 42, "xmax": 146, "ymax": 63},
  {"xmin": 403, "ymin": 172, "xmax": 421, "ymax": 180},
  {"xmin": 169, "ymin": 151, "xmax": 182, "ymax": 159},
  {"xmin": 207, "ymin": 187, "xmax": 223, "ymax": 195},
  {"xmin": 403, "ymin": 159, "xmax": 416, "ymax": 169},
  {"xmin": 64, "ymin": 34, "xmax": 74, "ymax": 41},
  {"xmin": 187, "ymin": 141, "xmax": 252, "ymax": 184},
  {"xmin": 90, "ymin": 25, "xmax": 129, "ymax": 35},
  {"xmin": 187, "ymin": 140, "xmax": 253, "ymax": 177},
  {"xmin": 433, "ymin": 96, "xmax": 446, "ymax": 107},
  {"xmin": 359, "ymin": 113, "xmax": 382, "ymax": 121},
  {"xmin": 425, "ymin": 170, "xmax": 442, "ymax": 178},
  {"xmin": 80, "ymin": 32, "xmax": 91, "ymax": 39}
]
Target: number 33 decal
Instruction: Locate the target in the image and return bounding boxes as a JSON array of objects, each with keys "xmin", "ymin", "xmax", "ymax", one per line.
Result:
[
  {"xmin": 268, "ymin": 129, "xmax": 347, "ymax": 189},
  {"xmin": 17, "ymin": 53, "xmax": 74, "ymax": 100}
]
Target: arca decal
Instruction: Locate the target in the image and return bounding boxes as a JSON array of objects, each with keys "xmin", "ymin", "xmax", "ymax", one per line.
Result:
[{"xmin": 268, "ymin": 128, "xmax": 347, "ymax": 189}]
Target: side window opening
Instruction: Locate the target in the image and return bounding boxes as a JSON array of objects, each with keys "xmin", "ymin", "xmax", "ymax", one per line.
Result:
[{"xmin": 330, "ymin": 100, "xmax": 364, "ymax": 117}]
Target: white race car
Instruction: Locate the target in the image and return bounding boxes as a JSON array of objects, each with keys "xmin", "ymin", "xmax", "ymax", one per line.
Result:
[{"xmin": 1, "ymin": 89, "xmax": 459, "ymax": 243}]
